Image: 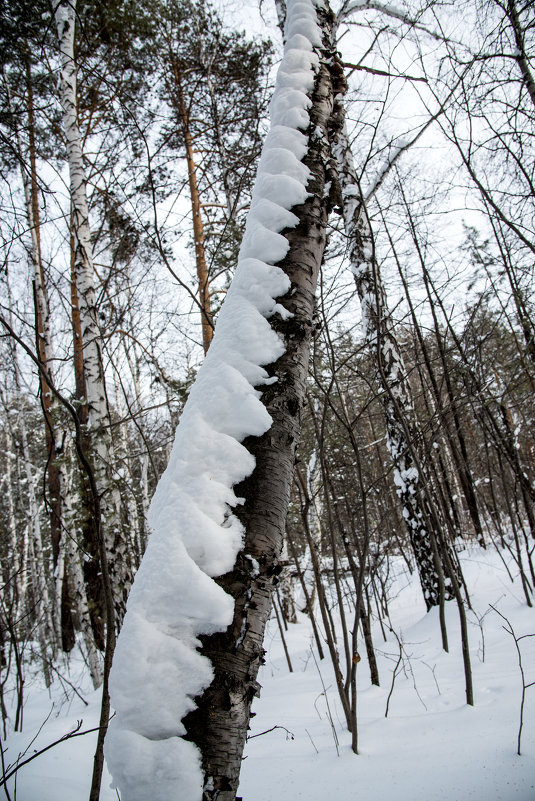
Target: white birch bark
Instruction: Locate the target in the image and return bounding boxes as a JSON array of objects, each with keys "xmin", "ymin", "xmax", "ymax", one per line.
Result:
[
  {"xmin": 112, "ymin": 370, "xmax": 143, "ymax": 565},
  {"xmin": 124, "ymin": 333, "xmax": 151, "ymax": 545},
  {"xmin": 16, "ymin": 388, "xmax": 56, "ymax": 654},
  {"xmin": 27, "ymin": 537, "xmax": 52, "ymax": 687},
  {"xmin": 279, "ymin": 539, "xmax": 297, "ymax": 623},
  {"xmin": 55, "ymin": 0, "xmax": 133, "ymax": 623},
  {"xmin": 60, "ymin": 454, "xmax": 103, "ymax": 688},
  {"xmin": 304, "ymin": 449, "xmax": 323, "ymax": 609},
  {"xmin": 2, "ymin": 328, "xmax": 57, "ymax": 655}
]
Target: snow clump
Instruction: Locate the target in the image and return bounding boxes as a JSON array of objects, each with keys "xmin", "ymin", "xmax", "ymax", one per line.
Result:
[{"xmin": 105, "ymin": 2, "xmax": 323, "ymax": 800}]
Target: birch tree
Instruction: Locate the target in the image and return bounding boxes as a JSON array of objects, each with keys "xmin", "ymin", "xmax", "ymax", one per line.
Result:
[
  {"xmin": 105, "ymin": 1, "xmax": 346, "ymax": 798},
  {"xmin": 54, "ymin": 0, "xmax": 133, "ymax": 625}
]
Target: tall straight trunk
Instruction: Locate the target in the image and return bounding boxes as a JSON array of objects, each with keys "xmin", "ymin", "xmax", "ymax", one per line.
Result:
[
  {"xmin": 55, "ymin": 0, "xmax": 132, "ymax": 625},
  {"xmin": 123, "ymin": 337, "xmax": 150, "ymax": 553},
  {"xmin": 398, "ymin": 192, "xmax": 486, "ymax": 547},
  {"xmin": 70, "ymin": 246, "xmax": 105, "ymax": 650},
  {"xmin": 304, "ymin": 448, "xmax": 324, "ymax": 610},
  {"xmin": 25, "ymin": 57, "xmax": 77, "ymax": 650},
  {"xmin": 387, "ymin": 228, "xmax": 486, "ymax": 548},
  {"xmin": 5, "ymin": 351, "xmax": 56, "ymax": 662},
  {"xmin": 60, "ymin": 453, "xmax": 103, "ymax": 688},
  {"xmin": 182, "ymin": 6, "xmax": 346, "ymax": 796},
  {"xmin": 22, "ymin": 59, "xmax": 62, "ymax": 553},
  {"xmin": 112, "ymin": 370, "xmax": 144, "ymax": 567},
  {"xmin": 330, "ymin": 114, "xmax": 453, "ymax": 610},
  {"xmin": 171, "ymin": 62, "xmax": 214, "ymax": 355},
  {"xmin": 2, "ymin": 417, "xmax": 23, "ymax": 614}
]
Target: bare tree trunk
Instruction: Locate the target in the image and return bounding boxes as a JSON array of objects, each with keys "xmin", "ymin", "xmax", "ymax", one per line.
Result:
[
  {"xmin": 170, "ymin": 62, "xmax": 214, "ymax": 355},
  {"xmin": 55, "ymin": 0, "xmax": 132, "ymax": 625},
  {"xmin": 1, "ymin": 413, "xmax": 24, "ymax": 615},
  {"xmin": 60, "ymin": 454, "xmax": 103, "ymax": 688}
]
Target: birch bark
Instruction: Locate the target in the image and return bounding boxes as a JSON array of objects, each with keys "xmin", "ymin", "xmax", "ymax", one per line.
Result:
[{"xmin": 55, "ymin": 0, "xmax": 133, "ymax": 624}]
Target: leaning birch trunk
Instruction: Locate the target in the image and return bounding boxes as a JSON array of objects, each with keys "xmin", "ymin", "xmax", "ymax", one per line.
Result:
[
  {"xmin": 55, "ymin": 0, "xmax": 132, "ymax": 624},
  {"xmin": 105, "ymin": 2, "xmax": 345, "ymax": 799},
  {"xmin": 330, "ymin": 115, "xmax": 453, "ymax": 610}
]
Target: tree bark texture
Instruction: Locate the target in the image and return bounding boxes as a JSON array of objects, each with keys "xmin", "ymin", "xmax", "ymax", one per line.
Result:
[{"xmin": 183, "ymin": 4, "xmax": 346, "ymax": 797}]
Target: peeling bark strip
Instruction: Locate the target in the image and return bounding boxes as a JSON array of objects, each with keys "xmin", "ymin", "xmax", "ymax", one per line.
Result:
[
  {"xmin": 105, "ymin": 2, "xmax": 344, "ymax": 800},
  {"xmin": 55, "ymin": 0, "xmax": 132, "ymax": 624},
  {"xmin": 330, "ymin": 112, "xmax": 454, "ymax": 610}
]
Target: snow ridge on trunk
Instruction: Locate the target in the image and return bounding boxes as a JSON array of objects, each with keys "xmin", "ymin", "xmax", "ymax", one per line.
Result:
[{"xmin": 105, "ymin": 2, "xmax": 324, "ymax": 799}]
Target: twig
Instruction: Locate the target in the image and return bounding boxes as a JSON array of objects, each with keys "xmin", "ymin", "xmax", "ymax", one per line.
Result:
[
  {"xmin": 0, "ymin": 735, "xmax": 12, "ymax": 801},
  {"xmin": 384, "ymin": 628, "xmax": 403, "ymax": 718},
  {"xmin": 305, "ymin": 728, "xmax": 319, "ymax": 754},
  {"xmin": 28, "ymin": 647, "xmax": 89, "ymax": 706},
  {"xmin": 490, "ymin": 605, "xmax": 535, "ymax": 755},
  {"xmin": 311, "ymin": 649, "xmax": 339, "ymax": 756},
  {"xmin": 0, "ymin": 721, "xmax": 103, "ymax": 787},
  {"xmin": 247, "ymin": 725, "xmax": 294, "ymax": 741}
]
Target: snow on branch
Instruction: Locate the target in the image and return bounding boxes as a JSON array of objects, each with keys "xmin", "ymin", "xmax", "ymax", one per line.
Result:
[{"xmin": 104, "ymin": 2, "xmax": 323, "ymax": 800}]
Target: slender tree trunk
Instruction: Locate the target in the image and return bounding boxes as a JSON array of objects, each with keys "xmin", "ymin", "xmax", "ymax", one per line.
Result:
[
  {"xmin": 60, "ymin": 454, "xmax": 103, "ymax": 688},
  {"xmin": 2, "ymin": 420, "xmax": 23, "ymax": 614},
  {"xmin": 171, "ymin": 62, "xmax": 214, "ymax": 355}
]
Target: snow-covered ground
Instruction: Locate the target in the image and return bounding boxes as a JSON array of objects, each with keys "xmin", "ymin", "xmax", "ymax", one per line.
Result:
[{"xmin": 2, "ymin": 545, "xmax": 534, "ymax": 800}]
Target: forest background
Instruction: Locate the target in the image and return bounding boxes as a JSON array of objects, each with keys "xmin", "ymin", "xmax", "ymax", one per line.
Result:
[{"xmin": 0, "ymin": 0, "xmax": 534, "ymax": 798}]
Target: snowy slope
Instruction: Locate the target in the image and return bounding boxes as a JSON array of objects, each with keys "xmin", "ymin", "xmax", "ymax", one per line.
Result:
[{"xmin": 2, "ymin": 546, "xmax": 534, "ymax": 800}]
